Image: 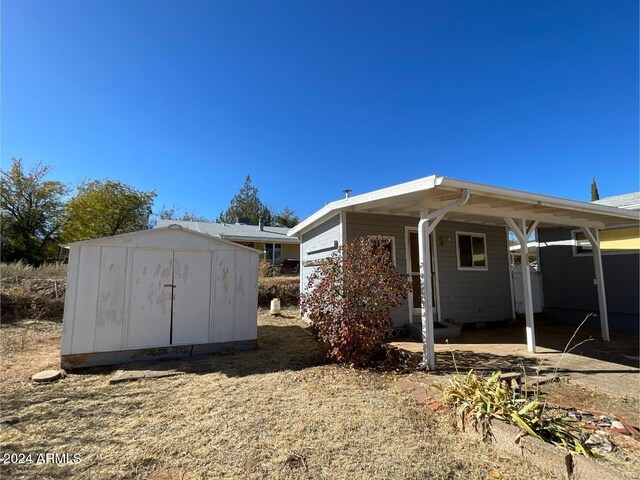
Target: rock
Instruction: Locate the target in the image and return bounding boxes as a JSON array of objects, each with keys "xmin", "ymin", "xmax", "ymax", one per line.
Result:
[
  {"xmin": 31, "ymin": 370, "xmax": 62, "ymax": 383},
  {"xmin": 585, "ymin": 432, "xmax": 615, "ymax": 455}
]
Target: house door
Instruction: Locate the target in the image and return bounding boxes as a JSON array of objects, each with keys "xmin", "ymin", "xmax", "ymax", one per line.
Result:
[
  {"xmin": 126, "ymin": 250, "xmax": 211, "ymax": 349},
  {"xmin": 407, "ymin": 230, "xmax": 437, "ymax": 317}
]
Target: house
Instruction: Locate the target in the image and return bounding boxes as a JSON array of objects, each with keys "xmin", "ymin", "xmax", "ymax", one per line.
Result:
[
  {"xmin": 288, "ymin": 175, "xmax": 639, "ymax": 369},
  {"xmin": 60, "ymin": 225, "xmax": 259, "ymax": 369},
  {"xmin": 155, "ymin": 219, "xmax": 300, "ymax": 266},
  {"xmin": 538, "ymin": 192, "xmax": 640, "ymax": 334}
]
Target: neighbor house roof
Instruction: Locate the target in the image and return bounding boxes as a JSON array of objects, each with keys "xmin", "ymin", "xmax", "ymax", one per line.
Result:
[
  {"xmin": 593, "ymin": 192, "xmax": 640, "ymax": 210},
  {"xmin": 155, "ymin": 219, "xmax": 299, "ymax": 244},
  {"xmin": 289, "ymin": 175, "xmax": 639, "ymax": 237}
]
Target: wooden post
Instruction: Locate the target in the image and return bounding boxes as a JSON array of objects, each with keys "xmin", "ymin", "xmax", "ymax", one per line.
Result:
[
  {"xmin": 580, "ymin": 227, "xmax": 610, "ymax": 341},
  {"xmin": 418, "ymin": 212, "xmax": 435, "ymax": 370},
  {"xmin": 504, "ymin": 218, "xmax": 538, "ymax": 353}
]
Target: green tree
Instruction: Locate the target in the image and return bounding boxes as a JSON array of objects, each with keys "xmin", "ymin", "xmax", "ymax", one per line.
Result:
[
  {"xmin": 216, "ymin": 175, "xmax": 272, "ymax": 225},
  {"xmin": 272, "ymin": 206, "xmax": 300, "ymax": 228},
  {"xmin": 62, "ymin": 179, "xmax": 156, "ymax": 243},
  {"xmin": 590, "ymin": 178, "xmax": 600, "ymax": 201},
  {"xmin": 0, "ymin": 158, "xmax": 69, "ymax": 264}
]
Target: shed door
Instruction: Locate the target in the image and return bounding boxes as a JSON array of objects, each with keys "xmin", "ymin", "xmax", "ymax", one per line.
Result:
[
  {"xmin": 126, "ymin": 250, "xmax": 173, "ymax": 348},
  {"xmin": 172, "ymin": 251, "xmax": 212, "ymax": 345}
]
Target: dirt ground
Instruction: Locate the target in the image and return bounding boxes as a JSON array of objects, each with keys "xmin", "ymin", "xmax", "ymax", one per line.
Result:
[{"xmin": 1, "ymin": 309, "xmax": 562, "ymax": 480}]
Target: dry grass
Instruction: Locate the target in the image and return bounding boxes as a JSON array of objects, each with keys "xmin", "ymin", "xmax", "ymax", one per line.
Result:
[{"xmin": 0, "ymin": 309, "xmax": 556, "ymax": 480}]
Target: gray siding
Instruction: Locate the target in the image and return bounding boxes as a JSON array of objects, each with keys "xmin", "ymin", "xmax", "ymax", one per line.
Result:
[
  {"xmin": 345, "ymin": 213, "xmax": 513, "ymax": 327},
  {"xmin": 435, "ymin": 221, "xmax": 512, "ymax": 325},
  {"xmin": 300, "ymin": 214, "xmax": 342, "ymax": 294},
  {"xmin": 538, "ymin": 227, "xmax": 639, "ymax": 334}
]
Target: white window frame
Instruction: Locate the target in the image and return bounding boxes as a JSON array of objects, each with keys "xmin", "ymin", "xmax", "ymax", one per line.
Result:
[
  {"xmin": 456, "ymin": 231, "xmax": 488, "ymax": 271},
  {"xmin": 368, "ymin": 235, "xmax": 397, "ymax": 266}
]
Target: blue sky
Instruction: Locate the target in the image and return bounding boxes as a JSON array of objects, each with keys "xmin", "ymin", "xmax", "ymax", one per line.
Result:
[{"xmin": 2, "ymin": 0, "xmax": 638, "ymax": 220}]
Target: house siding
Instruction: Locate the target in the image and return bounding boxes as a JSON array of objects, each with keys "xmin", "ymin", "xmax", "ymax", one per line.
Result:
[
  {"xmin": 538, "ymin": 227, "xmax": 640, "ymax": 334},
  {"xmin": 435, "ymin": 221, "xmax": 512, "ymax": 325},
  {"xmin": 345, "ymin": 213, "xmax": 512, "ymax": 327},
  {"xmin": 300, "ymin": 214, "xmax": 342, "ymax": 294}
]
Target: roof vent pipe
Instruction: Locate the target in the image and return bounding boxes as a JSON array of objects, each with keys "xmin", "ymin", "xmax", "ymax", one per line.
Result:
[
  {"xmin": 343, "ymin": 189, "xmax": 352, "ymax": 199},
  {"xmin": 259, "ymin": 218, "xmax": 264, "ymax": 231}
]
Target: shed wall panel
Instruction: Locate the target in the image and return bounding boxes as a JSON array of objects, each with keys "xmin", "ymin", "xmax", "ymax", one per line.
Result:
[
  {"xmin": 70, "ymin": 246, "xmax": 102, "ymax": 354},
  {"xmin": 172, "ymin": 251, "xmax": 212, "ymax": 345},
  {"xmin": 60, "ymin": 249, "xmax": 81, "ymax": 355},
  {"xmin": 234, "ymin": 252, "xmax": 255, "ymax": 341},
  {"xmin": 212, "ymin": 250, "xmax": 236, "ymax": 342},
  {"xmin": 94, "ymin": 247, "xmax": 128, "ymax": 352}
]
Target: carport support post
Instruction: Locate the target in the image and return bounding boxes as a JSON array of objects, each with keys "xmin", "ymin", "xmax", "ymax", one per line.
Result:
[
  {"xmin": 418, "ymin": 211, "xmax": 436, "ymax": 370},
  {"xmin": 504, "ymin": 218, "xmax": 538, "ymax": 353},
  {"xmin": 417, "ymin": 190, "xmax": 471, "ymax": 370},
  {"xmin": 580, "ymin": 227, "xmax": 610, "ymax": 341}
]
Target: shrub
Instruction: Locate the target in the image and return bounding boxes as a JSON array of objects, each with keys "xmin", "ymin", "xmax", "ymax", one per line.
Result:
[
  {"xmin": 300, "ymin": 237, "xmax": 411, "ymax": 366},
  {"xmin": 1, "ymin": 262, "xmax": 67, "ymax": 321},
  {"xmin": 258, "ymin": 276, "xmax": 299, "ymax": 307}
]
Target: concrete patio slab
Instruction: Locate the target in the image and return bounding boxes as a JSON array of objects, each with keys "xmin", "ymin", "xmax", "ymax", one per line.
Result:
[{"xmin": 390, "ymin": 323, "xmax": 640, "ymax": 400}]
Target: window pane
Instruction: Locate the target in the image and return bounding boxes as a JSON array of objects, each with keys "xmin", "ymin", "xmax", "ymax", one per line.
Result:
[
  {"xmin": 472, "ymin": 236, "xmax": 486, "ymax": 267},
  {"xmin": 574, "ymin": 232, "xmax": 592, "ymax": 254},
  {"xmin": 411, "ymin": 276, "xmax": 421, "ymax": 308},
  {"xmin": 458, "ymin": 235, "xmax": 472, "ymax": 267},
  {"xmin": 409, "ymin": 233, "xmax": 419, "ymax": 272}
]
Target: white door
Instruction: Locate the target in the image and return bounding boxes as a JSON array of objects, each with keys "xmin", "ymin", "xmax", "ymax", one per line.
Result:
[
  {"xmin": 512, "ymin": 268, "xmax": 543, "ymax": 314},
  {"xmin": 126, "ymin": 250, "xmax": 173, "ymax": 348},
  {"xmin": 172, "ymin": 251, "xmax": 213, "ymax": 345}
]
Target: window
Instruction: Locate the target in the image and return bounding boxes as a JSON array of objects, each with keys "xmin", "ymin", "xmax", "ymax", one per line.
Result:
[
  {"xmin": 265, "ymin": 243, "xmax": 283, "ymax": 264},
  {"xmin": 367, "ymin": 235, "xmax": 396, "ymax": 266},
  {"xmin": 456, "ymin": 232, "xmax": 487, "ymax": 270},
  {"xmin": 572, "ymin": 227, "xmax": 640, "ymax": 256},
  {"xmin": 573, "ymin": 231, "xmax": 592, "ymax": 255}
]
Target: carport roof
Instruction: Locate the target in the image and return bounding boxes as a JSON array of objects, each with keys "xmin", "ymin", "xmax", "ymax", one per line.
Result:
[{"xmin": 289, "ymin": 175, "xmax": 640, "ymax": 236}]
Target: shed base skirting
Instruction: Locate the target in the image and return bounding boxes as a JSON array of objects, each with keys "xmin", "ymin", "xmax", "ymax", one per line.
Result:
[{"xmin": 61, "ymin": 340, "xmax": 258, "ymax": 370}]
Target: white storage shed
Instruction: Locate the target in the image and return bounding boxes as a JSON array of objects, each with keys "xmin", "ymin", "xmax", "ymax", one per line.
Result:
[{"xmin": 60, "ymin": 225, "xmax": 259, "ymax": 369}]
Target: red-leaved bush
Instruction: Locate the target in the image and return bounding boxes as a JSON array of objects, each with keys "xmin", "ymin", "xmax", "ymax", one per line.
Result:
[{"xmin": 300, "ymin": 236, "xmax": 412, "ymax": 366}]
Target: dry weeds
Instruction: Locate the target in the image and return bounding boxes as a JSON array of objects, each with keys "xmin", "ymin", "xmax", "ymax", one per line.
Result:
[{"xmin": 0, "ymin": 309, "xmax": 558, "ymax": 480}]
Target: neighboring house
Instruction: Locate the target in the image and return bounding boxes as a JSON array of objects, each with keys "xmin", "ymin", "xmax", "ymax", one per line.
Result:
[
  {"xmin": 538, "ymin": 192, "xmax": 640, "ymax": 334},
  {"xmin": 288, "ymin": 175, "xmax": 639, "ymax": 369},
  {"xmin": 155, "ymin": 219, "xmax": 300, "ymax": 265}
]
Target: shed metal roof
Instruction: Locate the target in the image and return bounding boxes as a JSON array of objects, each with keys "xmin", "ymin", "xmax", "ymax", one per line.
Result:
[
  {"xmin": 63, "ymin": 225, "xmax": 261, "ymax": 253},
  {"xmin": 155, "ymin": 219, "xmax": 299, "ymax": 244},
  {"xmin": 289, "ymin": 175, "xmax": 639, "ymax": 237}
]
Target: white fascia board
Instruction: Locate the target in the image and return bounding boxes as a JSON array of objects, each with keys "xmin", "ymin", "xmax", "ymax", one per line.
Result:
[
  {"xmin": 288, "ymin": 175, "xmax": 440, "ymax": 237},
  {"xmin": 438, "ymin": 178, "xmax": 640, "ymax": 221}
]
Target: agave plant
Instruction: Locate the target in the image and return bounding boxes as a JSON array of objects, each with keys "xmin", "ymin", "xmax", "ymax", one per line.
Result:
[{"xmin": 436, "ymin": 370, "xmax": 590, "ymax": 456}]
